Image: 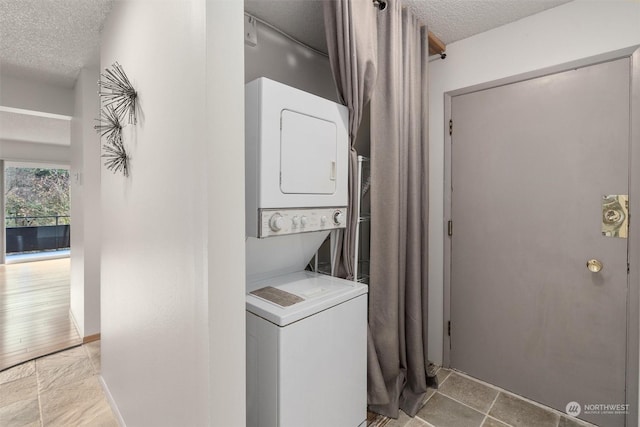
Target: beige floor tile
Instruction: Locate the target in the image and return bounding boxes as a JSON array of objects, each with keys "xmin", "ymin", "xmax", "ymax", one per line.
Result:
[
  {"xmin": 424, "ymin": 387, "xmax": 436, "ymax": 403},
  {"xmin": 0, "ymin": 375, "xmax": 38, "ymax": 408},
  {"xmin": 84, "ymin": 341, "xmax": 101, "ymax": 373},
  {"xmin": 417, "ymin": 392, "xmax": 485, "ymax": 427},
  {"xmin": 0, "ymin": 341, "xmax": 116, "ymax": 427},
  {"xmin": 435, "ymin": 368, "xmax": 452, "ymax": 386},
  {"xmin": 405, "ymin": 417, "xmax": 430, "ymax": 427},
  {"xmin": 36, "ymin": 345, "xmax": 86, "ymax": 369},
  {"xmin": 0, "ymin": 361, "xmax": 35, "ymax": 385},
  {"xmin": 482, "ymin": 416, "xmax": 510, "ymax": 427},
  {"xmin": 385, "ymin": 410, "xmax": 411, "ymax": 427},
  {"xmin": 40, "ymin": 375, "xmax": 118, "ymax": 427},
  {"xmin": 489, "ymin": 393, "xmax": 559, "ymax": 427},
  {"xmin": 438, "ymin": 373, "xmax": 499, "ymax": 413},
  {"xmin": 0, "ymin": 398, "xmax": 40, "ymax": 427},
  {"xmin": 37, "ymin": 347, "xmax": 94, "ymax": 394},
  {"xmin": 558, "ymin": 416, "xmax": 596, "ymax": 427},
  {"xmin": 387, "ymin": 410, "xmax": 427, "ymax": 427}
]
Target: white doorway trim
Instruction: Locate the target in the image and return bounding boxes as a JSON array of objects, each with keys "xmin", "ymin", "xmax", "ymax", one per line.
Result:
[
  {"xmin": 0, "ymin": 159, "xmax": 5, "ymax": 264},
  {"xmin": 442, "ymin": 45, "xmax": 640, "ymax": 427}
]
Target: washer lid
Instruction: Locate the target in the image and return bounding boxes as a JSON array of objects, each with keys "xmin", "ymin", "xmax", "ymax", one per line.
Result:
[{"xmin": 246, "ymin": 271, "xmax": 368, "ymax": 327}]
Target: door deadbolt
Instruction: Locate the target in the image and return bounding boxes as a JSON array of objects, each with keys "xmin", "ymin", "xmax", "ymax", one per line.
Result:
[
  {"xmin": 602, "ymin": 195, "xmax": 628, "ymax": 238},
  {"xmin": 604, "ymin": 209, "xmax": 622, "ymax": 224}
]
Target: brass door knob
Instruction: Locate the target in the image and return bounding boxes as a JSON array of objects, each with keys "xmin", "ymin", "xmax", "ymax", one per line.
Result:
[{"xmin": 587, "ymin": 259, "xmax": 603, "ymax": 273}]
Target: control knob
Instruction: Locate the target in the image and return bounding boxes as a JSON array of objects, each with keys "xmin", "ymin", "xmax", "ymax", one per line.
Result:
[
  {"xmin": 321, "ymin": 216, "xmax": 327, "ymax": 225},
  {"xmin": 333, "ymin": 210, "xmax": 344, "ymax": 225},
  {"xmin": 269, "ymin": 213, "xmax": 284, "ymax": 232},
  {"xmin": 301, "ymin": 216, "xmax": 308, "ymax": 227}
]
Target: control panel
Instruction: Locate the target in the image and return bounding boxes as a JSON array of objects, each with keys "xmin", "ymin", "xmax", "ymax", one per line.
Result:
[{"xmin": 258, "ymin": 207, "xmax": 348, "ymax": 238}]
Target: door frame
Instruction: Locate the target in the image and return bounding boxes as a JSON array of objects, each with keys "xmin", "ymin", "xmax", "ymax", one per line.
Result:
[{"xmin": 443, "ymin": 46, "xmax": 640, "ymax": 426}]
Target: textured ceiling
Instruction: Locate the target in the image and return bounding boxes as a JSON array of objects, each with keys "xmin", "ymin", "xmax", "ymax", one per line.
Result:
[
  {"xmin": 0, "ymin": 0, "xmax": 573, "ymax": 91},
  {"xmin": 0, "ymin": 110, "xmax": 70, "ymax": 146},
  {"xmin": 405, "ymin": 0, "xmax": 573, "ymax": 45},
  {"xmin": 245, "ymin": 0, "xmax": 573, "ymax": 54},
  {"xmin": 0, "ymin": 0, "xmax": 113, "ymax": 88}
]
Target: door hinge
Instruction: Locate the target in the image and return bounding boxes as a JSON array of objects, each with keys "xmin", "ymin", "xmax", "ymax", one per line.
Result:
[
  {"xmin": 449, "ymin": 119, "xmax": 453, "ymax": 136},
  {"xmin": 448, "ymin": 321, "xmax": 451, "ymax": 336},
  {"xmin": 448, "ymin": 220, "xmax": 453, "ymax": 237}
]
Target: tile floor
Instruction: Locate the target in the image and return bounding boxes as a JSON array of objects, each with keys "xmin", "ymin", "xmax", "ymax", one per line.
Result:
[
  {"xmin": 0, "ymin": 341, "xmax": 118, "ymax": 426},
  {"xmin": 381, "ymin": 368, "xmax": 597, "ymax": 427},
  {"xmin": 1, "ymin": 344, "xmax": 597, "ymax": 427}
]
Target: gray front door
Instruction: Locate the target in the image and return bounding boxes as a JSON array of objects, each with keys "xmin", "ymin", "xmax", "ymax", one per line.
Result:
[{"xmin": 450, "ymin": 58, "xmax": 630, "ymax": 426}]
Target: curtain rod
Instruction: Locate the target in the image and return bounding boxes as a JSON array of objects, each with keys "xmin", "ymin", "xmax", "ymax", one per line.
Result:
[
  {"xmin": 429, "ymin": 53, "xmax": 447, "ymax": 62},
  {"xmin": 244, "ymin": 12, "xmax": 329, "ymax": 58},
  {"xmin": 373, "ymin": 0, "xmax": 387, "ymax": 10}
]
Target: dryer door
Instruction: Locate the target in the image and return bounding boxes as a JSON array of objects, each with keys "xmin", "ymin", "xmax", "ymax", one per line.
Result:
[{"xmin": 280, "ymin": 109, "xmax": 337, "ymax": 195}]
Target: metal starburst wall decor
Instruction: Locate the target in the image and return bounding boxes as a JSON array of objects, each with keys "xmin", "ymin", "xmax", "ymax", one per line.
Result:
[
  {"xmin": 102, "ymin": 133, "xmax": 129, "ymax": 177},
  {"xmin": 94, "ymin": 62, "xmax": 138, "ymax": 177},
  {"xmin": 98, "ymin": 62, "xmax": 138, "ymax": 125},
  {"xmin": 94, "ymin": 105, "xmax": 123, "ymax": 141}
]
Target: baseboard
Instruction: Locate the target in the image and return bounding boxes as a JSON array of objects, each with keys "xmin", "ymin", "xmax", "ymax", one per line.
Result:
[
  {"xmin": 83, "ymin": 333, "xmax": 101, "ymax": 344},
  {"xmin": 5, "ymin": 252, "xmax": 70, "ymax": 264},
  {"xmin": 98, "ymin": 375, "xmax": 126, "ymax": 427}
]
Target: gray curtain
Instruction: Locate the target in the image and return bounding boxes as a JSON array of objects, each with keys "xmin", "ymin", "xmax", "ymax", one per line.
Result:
[
  {"xmin": 368, "ymin": 0, "xmax": 434, "ymax": 418},
  {"xmin": 323, "ymin": 0, "xmax": 377, "ymax": 280}
]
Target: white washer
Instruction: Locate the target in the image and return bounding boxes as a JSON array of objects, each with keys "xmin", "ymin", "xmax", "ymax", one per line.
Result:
[
  {"xmin": 244, "ymin": 78, "xmax": 368, "ymax": 427},
  {"xmin": 246, "ymin": 271, "xmax": 367, "ymax": 427}
]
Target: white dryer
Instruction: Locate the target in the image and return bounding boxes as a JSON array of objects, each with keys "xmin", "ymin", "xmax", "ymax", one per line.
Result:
[{"xmin": 244, "ymin": 78, "xmax": 368, "ymax": 427}]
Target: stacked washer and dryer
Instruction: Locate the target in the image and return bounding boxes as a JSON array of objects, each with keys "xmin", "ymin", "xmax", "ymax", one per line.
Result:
[{"xmin": 245, "ymin": 78, "xmax": 369, "ymax": 427}]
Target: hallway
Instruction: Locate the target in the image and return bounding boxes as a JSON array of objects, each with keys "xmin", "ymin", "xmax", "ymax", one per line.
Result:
[{"xmin": 0, "ymin": 259, "xmax": 80, "ymax": 371}]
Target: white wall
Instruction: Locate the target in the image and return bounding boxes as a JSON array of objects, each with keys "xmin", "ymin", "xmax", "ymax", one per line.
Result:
[
  {"xmin": 428, "ymin": 0, "xmax": 640, "ymax": 367},
  {"xmin": 0, "ymin": 139, "xmax": 69, "ymax": 164},
  {"xmin": 245, "ymin": 18, "xmax": 336, "ymax": 100},
  {"xmin": 70, "ymin": 73, "xmax": 85, "ymax": 337},
  {"xmin": 100, "ymin": 0, "xmax": 245, "ymax": 425},
  {"xmin": 244, "ymin": 15, "xmax": 373, "ymax": 158},
  {"xmin": 208, "ymin": 2, "xmax": 246, "ymax": 423},
  {"xmin": 0, "ymin": 73, "xmax": 72, "ymax": 165},
  {"xmin": 70, "ymin": 66, "xmax": 101, "ymax": 338},
  {"xmin": 0, "ymin": 72, "xmax": 74, "ymax": 117}
]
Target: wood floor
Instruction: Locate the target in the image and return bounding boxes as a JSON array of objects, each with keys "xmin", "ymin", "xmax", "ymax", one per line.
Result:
[{"xmin": 0, "ymin": 258, "xmax": 80, "ymax": 371}]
